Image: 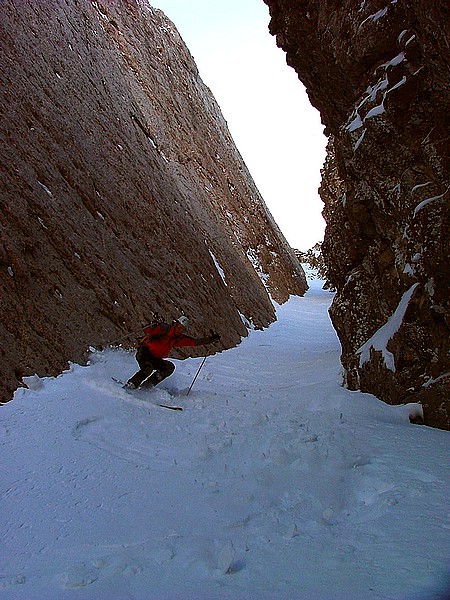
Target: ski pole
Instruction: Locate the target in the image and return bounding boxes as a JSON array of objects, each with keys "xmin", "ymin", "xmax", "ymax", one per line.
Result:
[
  {"xmin": 106, "ymin": 329, "xmax": 141, "ymax": 347},
  {"xmin": 94, "ymin": 327, "xmax": 141, "ymax": 350},
  {"xmin": 186, "ymin": 356, "xmax": 207, "ymax": 396},
  {"xmin": 96, "ymin": 312, "xmax": 161, "ymax": 349}
]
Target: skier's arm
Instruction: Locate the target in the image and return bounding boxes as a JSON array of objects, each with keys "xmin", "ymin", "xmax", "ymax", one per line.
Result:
[
  {"xmin": 173, "ymin": 334, "xmax": 198, "ymax": 348},
  {"xmin": 173, "ymin": 333, "xmax": 220, "ymax": 348}
]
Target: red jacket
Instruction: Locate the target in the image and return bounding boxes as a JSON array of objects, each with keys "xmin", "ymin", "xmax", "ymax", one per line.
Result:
[{"xmin": 139, "ymin": 322, "xmax": 199, "ymax": 359}]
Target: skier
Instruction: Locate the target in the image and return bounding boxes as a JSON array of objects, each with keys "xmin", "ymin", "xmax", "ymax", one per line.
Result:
[{"xmin": 125, "ymin": 315, "xmax": 220, "ymax": 389}]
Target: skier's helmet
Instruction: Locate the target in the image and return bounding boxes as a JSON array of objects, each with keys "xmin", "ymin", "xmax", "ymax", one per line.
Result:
[{"xmin": 177, "ymin": 315, "xmax": 190, "ymax": 329}]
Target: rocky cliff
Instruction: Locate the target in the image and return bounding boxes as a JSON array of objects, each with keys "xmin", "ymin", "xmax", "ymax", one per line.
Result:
[
  {"xmin": 0, "ymin": 0, "xmax": 307, "ymax": 404},
  {"xmin": 265, "ymin": 0, "xmax": 449, "ymax": 429}
]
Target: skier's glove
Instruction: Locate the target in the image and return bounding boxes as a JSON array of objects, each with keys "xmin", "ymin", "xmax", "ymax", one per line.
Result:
[
  {"xmin": 197, "ymin": 332, "xmax": 221, "ymax": 345},
  {"xmin": 210, "ymin": 332, "xmax": 221, "ymax": 344}
]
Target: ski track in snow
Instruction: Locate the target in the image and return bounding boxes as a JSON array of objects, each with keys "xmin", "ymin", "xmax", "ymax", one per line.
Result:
[{"xmin": 1, "ymin": 275, "xmax": 449, "ymax": 599}]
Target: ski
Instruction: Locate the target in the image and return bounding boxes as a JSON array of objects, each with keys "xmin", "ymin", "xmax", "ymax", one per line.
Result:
[
  {"xmin": 154, "ymin": 403, "xmax": 183, "ymax": 411},
  {"xmin": 111, "ymin": 377, "xmax": 183, "ymax": 411}
]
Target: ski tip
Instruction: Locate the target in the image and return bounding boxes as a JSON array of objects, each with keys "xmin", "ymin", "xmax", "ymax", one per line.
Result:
[{"xmin": 112, "ymin": 377, "xmax": 183, "ymax": 410}]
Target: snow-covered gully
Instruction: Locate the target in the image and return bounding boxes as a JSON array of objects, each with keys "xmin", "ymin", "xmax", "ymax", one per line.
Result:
[{"xmin": 1, "ymin": 277, "xmax": 449, "ymax": 599}]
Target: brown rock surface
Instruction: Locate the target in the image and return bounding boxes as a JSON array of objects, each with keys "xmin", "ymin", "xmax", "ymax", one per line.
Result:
[
  {"xmin": 0, "ymin": 0, "xmax": 307, "ymax": 404},
  {"xmin": 265, "ymin": 0, "xmax": 449, "ymax": 428}
]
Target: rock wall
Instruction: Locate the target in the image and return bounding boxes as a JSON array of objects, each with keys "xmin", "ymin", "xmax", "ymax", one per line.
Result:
[
  {"xmin": 0, "ymin": 0, "xmax": 307, "ymax": 404},
  {"xmin": 265, "ymin": 0, "xmax": 449, "ymax": 429}
]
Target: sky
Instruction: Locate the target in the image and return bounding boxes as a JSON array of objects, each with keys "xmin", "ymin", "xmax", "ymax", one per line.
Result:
[{"xmin": 150, "ymin": 0, "xmax": 327, "ymax": 251}]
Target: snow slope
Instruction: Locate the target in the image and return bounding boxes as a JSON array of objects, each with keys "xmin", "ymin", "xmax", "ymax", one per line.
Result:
[{"xmin": 1, "ymin": 275, "xmax": 449, "ymax": 599}]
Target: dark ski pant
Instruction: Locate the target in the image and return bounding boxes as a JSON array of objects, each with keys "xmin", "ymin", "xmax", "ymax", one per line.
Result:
[{"xmin": 127, "ymin": 345, "xmax": 175, "ymax": 388}]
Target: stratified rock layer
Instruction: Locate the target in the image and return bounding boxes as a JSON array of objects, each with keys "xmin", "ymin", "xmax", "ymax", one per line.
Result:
[
  {"xmin": 265, "ymin": 0, "xmax": 449, "ymax": 428},
  {"xmin": 0, "ymin": 0, "xmax": 306, "ymax": 403}
]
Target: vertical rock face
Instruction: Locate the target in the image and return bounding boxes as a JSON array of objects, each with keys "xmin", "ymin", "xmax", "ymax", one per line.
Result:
[
  {"xmin": 265, "ymin": 0, "xmax": 449, "ymax": 428},
  {"xmin": 0, "ymin": 0, "xmax": 307, "ymax": 403}
]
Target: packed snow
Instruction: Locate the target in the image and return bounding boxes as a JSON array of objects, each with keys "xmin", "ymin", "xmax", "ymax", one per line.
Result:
[
  {"xmin": 209, "ymin": 250, "xmax": 228, "ymax": 287},
  {"xmin": 413, "ymin": 186, "xmax": 450, "ymax": 217},
  {"xmin": 345, "ymin": 45, "xmax": 409, "ymax": 153},
  {"xmin": 357, "ymin": 282, "xmax": 419, "ymax": 372},
  {"xmin": 1, "ymin": 274, "xmax": 449, "ymax": 599},
  {"xmin": 381, "ymin": 52, "xmax": 405, "ymax": 69}
]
